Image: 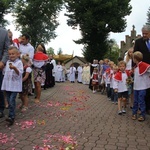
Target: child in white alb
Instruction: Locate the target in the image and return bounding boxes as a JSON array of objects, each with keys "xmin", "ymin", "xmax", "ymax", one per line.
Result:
[
  {"xmin": 103, "ymin": 61, "xmax": 114, "ymax": 100},
  {"xmin": 132, "ymin": 51, "xmax": 150, "ymax": 121},
  {"xmin": 113, "ymin": 61, "xmax": 130, "ymax": 115},
  {"xmin": 1, "ymin": 46, "xmax": 23, "ymax": 125},
  {"xmin": 111, "ymin": 65, "xmax": 118, "ymax": 104}
]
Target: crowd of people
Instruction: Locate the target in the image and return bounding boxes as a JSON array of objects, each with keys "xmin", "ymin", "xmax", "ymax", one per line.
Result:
[
  {"xmin": 0, "ymin": 27, "xmax": 92, "ymax": 126},
  {"xmin": 0, "ymin": 24, "xmax": 150, "ymax": 126},
  {"xmin": 59, "ymin": 24, "xmax": 150, "ymax": 122},
  {"xmin": 0, "ymin": 28, "xmax": 57, "ymax": 125},
  {"xmin": 87, "ymin": 24, "xmax": 150, "ymax": 122}
]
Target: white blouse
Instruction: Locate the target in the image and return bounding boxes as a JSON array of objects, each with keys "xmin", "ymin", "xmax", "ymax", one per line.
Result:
[
  {"xmin": 124, "ymin": 56, "xmax": 132, "ymax": 70},
  {"xmin": 1, "ymin": 59, "xmax": 23, "ymax": 92},
  {"xmin": 19, "ymin": 43, "xmax": 34, "ymax": 61}
]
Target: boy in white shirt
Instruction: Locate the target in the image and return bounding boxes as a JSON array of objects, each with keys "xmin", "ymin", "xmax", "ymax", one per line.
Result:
[
  {"xmin": 1, "ymin": 46, "xmax": 23, "ymax": 125},
  {"xmin": 132, "ymin": 51, "xmax": 150, "ymax": 121}
]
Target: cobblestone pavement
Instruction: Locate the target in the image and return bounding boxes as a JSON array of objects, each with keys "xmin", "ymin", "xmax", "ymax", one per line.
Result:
[{"xmin": 0, "ymin": 81, "xmax": 150, "ymax": 150}]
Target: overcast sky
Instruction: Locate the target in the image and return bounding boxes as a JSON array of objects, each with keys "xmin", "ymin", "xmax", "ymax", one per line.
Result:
[{"xmin": 6, "ymin": 0, "xmax": 150, "ymax": 56}]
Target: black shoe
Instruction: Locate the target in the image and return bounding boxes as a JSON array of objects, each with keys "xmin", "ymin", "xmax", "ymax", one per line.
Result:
[
  {"xmin": 6, "ymin": 118, "xmax": 14, "ymax": 125},
  {"xmin": 0, "ymin": 112, "xmax": 4, "ymax": 118},
  {"xmin": 146, "ymin": 110, "xmax": 150, "ymax": 115}
]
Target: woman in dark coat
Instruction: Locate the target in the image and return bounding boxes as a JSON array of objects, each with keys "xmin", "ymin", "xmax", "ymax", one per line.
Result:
[{"xmin": 44, "ymin": 59, "xmax": 54, "ymax": 89}]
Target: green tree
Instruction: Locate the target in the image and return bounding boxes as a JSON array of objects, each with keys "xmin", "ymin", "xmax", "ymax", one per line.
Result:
[
  {"xmin": 13, "ymin": 0, "xmax": 63, "ymax": 47},
  {"xmin": 0, "ymin": 0, "xmax": 15, "ymax": 26},
  {"xmin": 57, "ymin": 47, "xmax": 63, "ymax": 55},
  {"xmin": 103, "ymin": 39, "xmax": 119, "ymax": 64},
  {"xmin": 65, "ymin": 0, "xmax": 132, "ymax": 62},
  {"xmin": 46, "ymin": 47, "xmax": 55, "ymax": 55},
  {"xmin": 146, "ymin": 7, "xmax": 150, "ymax": 25}
]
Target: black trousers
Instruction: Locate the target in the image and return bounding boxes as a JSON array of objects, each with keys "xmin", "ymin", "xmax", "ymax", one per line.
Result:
[
  {"xmin": 0, "ymin": 71, "xmax": 4, "ymax": 113},
  {"xmin": 145, "ymin": 88, "xmax": 150, "ymax": 111}
]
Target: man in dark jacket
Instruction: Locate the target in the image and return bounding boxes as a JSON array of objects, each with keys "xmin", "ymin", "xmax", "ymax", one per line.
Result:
[
  {"xmin": 133, "ymin": 24, "xmax": 150, "ymax": 115},
  {"xmin": 0, "ymin": 27, "xmax": 9, "ymax": 118}
]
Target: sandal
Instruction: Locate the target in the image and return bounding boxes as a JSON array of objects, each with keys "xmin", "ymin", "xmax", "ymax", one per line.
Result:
[
  {"xmin": 132, "ymin": 115, "xmax": 137, "ymax": 120},
  {"xmin": 18, "ymin": 104, "xmax": 23, "ymax": 109},
  {"xmin": 138, "ymin": 116, "xmax": 145, "ymax": 121},
  {"xmin": 21, "ymin": 106, "xmax": 28, "ymax": 112},
  {"xmin": 5, "ymin": 105, "xmax": 9, "ymax": 109},
  {"xmin": 34, "ymin": 99, "xmax": 40, "ymax": 103}
]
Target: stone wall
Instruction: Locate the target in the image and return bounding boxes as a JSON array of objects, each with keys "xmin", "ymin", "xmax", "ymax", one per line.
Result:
[{"xmin": 120, "ymin": 25, "xmax": 141, "ymax": 58}]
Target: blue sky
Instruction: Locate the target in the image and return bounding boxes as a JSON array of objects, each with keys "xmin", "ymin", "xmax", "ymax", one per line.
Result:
[{"xmin": 6, "ymin": 0, "xmax": 150, "ymax": 56}]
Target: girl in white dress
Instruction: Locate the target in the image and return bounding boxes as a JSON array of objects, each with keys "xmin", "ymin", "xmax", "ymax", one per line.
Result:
[{"xmin": 124, "ymin": 48, "xmax": 133, "ymax": 108}]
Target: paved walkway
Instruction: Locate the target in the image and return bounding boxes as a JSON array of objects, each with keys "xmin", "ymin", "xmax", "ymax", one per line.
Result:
[{"xmin": 0, "ymin": 81, "xmax": 150, "ymax": 150}]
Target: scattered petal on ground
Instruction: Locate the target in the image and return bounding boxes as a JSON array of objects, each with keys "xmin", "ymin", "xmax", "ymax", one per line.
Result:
[
  {"xmin": 60, "ymin": 106, "xmax": 71, "ymax": 111},
  {"xmin": 33, "ymin": 133, "xmax": 77, "ymax": 150},
  {"xmin": 17, "ymin": 120, "xmax": 36, "ymax": 130},
  {"xmin": 0, "ymin": 133, "xmax": 19, "ymax": 145},
  {"xmin": 37, "ymin": 120, "xmax": 46, "ymax": 125}
]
